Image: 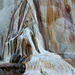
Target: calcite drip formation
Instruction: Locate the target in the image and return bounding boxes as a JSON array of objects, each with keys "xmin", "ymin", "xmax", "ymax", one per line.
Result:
[{"xmin": 0, "ymin": 0, "xmax": 75, "ymax": 75}]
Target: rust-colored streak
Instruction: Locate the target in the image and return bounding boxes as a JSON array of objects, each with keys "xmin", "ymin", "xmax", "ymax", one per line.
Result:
[
  {"xmin": 13, "ymin": 38, "xmax": 17, "ymax": 53},
  {"xmin": 65, "ymin": 4, "xmax": 73, "ymax": 23},
  {"xmin": 65, "ymin": 4, "xmax": 71, "ymax": 13},
  {"xmin": 72, "ymin": 0, "xmax": 75, "ymax": 4},
  {"xmin": 18, "ymin": 0, "xmax": 27, "ymax": 30},
  {"xmin": 33, "ymin": 0, "xmax": 47, "ymax": 50},
  {"xmin": 33, "ymin": 0, "xmax": 43, "ymax": 24},
  {"xmin": 69, "ymin": 30, "xmax": 75, "ymax": 48},
  {"xmin": 47, "ymin": 0, "xmax": 53, "ymax": 27},
  {"xmin": 53, "ymin": 41, "xmax": 58, "ymax": 52},
  {"xmin": 49, "ymin": 27, "xmax": 53, "ymax": 44},
  {"xmin": 49, "ymin": 26, "xmax": 58, "ymax": 52},
  {"xmin": 55, "ymin": 7, "xmax": 60, "ymax": 21},
  {"xmin": 33, "ymin": 0, "xmax": 52, "ymax": 51},
  {"xmin": 47, "ymin": 0, "xmax": 58, "ymax": 51},
  {"xmin": 22, "ymin": 38, "xmax": 27, "ymax": 56}
]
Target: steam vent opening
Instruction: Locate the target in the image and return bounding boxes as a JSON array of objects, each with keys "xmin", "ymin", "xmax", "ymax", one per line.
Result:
[{"xmin": 0, "ymin": 0, "xmax": 75, "ymax": 75}]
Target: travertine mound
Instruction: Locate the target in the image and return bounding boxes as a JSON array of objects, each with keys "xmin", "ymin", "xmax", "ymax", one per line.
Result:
[{"xmin": 0, "ymin": 0, "xmax": 75, "ymax": 75}]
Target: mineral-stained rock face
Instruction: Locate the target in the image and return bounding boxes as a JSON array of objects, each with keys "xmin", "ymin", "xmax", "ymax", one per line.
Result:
[
  {"xmin": 33, "ymin": 0, "xmax": 75, "ymax": 55},
  {"xmin": 0, "ymin": 0, "xmax": 75, "ymax": 75},
  {"xmin": 2, "ymin": 0, "xmax": 75, "ymax": 59}
]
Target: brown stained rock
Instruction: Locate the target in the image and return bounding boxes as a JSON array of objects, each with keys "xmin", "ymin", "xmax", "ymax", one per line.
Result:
[
  {"xmin": 8, "ymin": 43, "xmax": 10, "ymax": 55},
  {"xmin": 18, "ymin": 35, "xmax": 32, "ymax": 57},
  {"xmin": 22, "ymin": 38, "xmax": 27, "ymax": 56},
  {"xmin": 47, "ymin": 0, "xmax": 53, "ymax": 26},
  {"xmin": 18, "ymin": 0, "xmax": 27, "ymax": 30},
  {"xmin": 2, "ymin": 0, "xmax": 75, "ymax": 63},
  {"xmin": 0, "ymin": 63, "xmax": 26, "ymax": 74},
  {"xmin": 33, "ymin": 0, "xmax": 51, "ymax": 51},
  {"xmin": 26, "ymin": 44, "xmax": 32, "ymax": 56},
  {"xmin": 10, "ymin": 37, "xmax": 32, "ymax": 63},
  {"xmin": 65, "ymin": 4, "xmax": 71, "ymax": 13},
  {"xmin": 23, "ymin": 5, "xmax": 34, "ymax": 30},
  {"xmin": 72, "ymin": 0, "xmax": 75, "ymax": 4},
  {"xmin": 49, "ymin": 26, "xmax": 58, "ymax": 52},
  {"xmin": 13, "ymin": 38, "xmax": 17, "ymax": 53}
]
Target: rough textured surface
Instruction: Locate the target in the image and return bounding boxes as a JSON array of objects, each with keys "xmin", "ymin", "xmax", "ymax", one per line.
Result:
[
  {"xmin": 0, "ymin": 0, "xmax": 75, "ymax": 75},
  {"xmin": 0, "ymin": 0, "xmax": 75, "ymax": 59}
]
